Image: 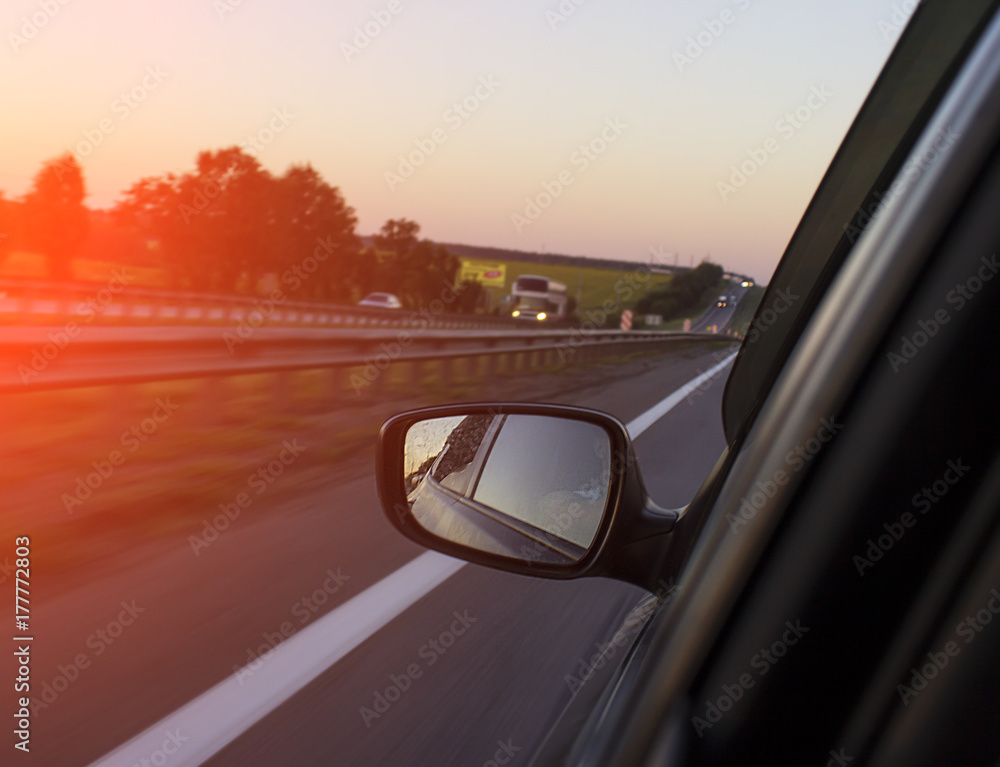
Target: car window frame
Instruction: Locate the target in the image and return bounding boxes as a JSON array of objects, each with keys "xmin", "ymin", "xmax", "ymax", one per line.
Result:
[{"xmin": 721, "ymin": 0, "xmax": 1000, "ymax": 446}]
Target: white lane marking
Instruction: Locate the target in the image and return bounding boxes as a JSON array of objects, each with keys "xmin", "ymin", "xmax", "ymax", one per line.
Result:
[
  {"xmin": 87, "ymin": 551, "xmax": 466, "ymax": 767},
  {"xmin": 625, "ymin": 351, "xmax": 738, "ymax": 439},
  {"xmin": 88, "ymin": 353, "xmax": 738, "ymax": 766}
]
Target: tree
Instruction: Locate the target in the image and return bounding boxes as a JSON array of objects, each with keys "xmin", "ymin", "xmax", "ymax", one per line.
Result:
[
  {"xmin": 21, "ymin": 154, "xmax": 89, "ymax": 281},
  {"xmin": 114, "ymin": 174, "xmax": 192, "ymax": 288},
  {"xmin": 374, "ymin": 218, "xmax": 420, "ymax": 259},
  {"xmin": 371, "ymin": 220, "xmax": 462, "ymax": 308},
  {"xmin": 273, "ymin": 164, "xmax": 359, "ymax": 300},
  {"xmin": 179, "ymin": 147, "xmax": 275, "ymax": 291},
  {"xmin": 116, "ymin": 149, "xmax": 365, "ymax": 295},
  {"xmin": 452, "ymin": 279, "xmax": 484, "ymax": 314},
  {"xmin": 635, "ymin": 261, "xmax": 723, "ymax": 320}
]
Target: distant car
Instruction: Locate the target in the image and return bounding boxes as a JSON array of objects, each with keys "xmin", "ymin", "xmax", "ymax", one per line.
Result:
[
  {"xmin": 741, "ymin": 279, "xmax": 755, "ymax": 287},
  {"xmin": 358, "ymin": 293, "xmax": 403, "ymax": 309},
  {"xmin": 716, "ymin": 296, "xmax": 728, "ymax": 307}
]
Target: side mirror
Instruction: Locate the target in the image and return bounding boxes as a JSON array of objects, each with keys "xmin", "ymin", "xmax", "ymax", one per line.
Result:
[{"xmin": 377, "ymin": 403, "xmax": 679, "ymax": 587}]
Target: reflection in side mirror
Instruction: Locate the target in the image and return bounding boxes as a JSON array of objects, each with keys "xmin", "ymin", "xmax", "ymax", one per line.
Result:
[{"xmin": 402, "ymin": 413, "xmax": 613, "ymax": 564}]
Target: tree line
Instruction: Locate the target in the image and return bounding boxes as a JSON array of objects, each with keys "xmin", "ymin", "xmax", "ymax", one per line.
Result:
[
  {"xmin": 634, "ymin": 261, "xmax": 724, "ymax": 320},
  {"xmin": 0, "ymin": 149, "xmax": 481, "ymax": 311}
]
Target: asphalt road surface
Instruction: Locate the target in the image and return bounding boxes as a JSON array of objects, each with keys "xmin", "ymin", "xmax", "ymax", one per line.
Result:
[
  {"xmin": 14, "ymin": 342, "xmax": 736, "ymax": 767},
  {"xmin": 689, "ymin": 284, "xmax": 748, "ymax": 333}
]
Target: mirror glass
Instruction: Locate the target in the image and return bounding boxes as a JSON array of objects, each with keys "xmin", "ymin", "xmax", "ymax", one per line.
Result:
[{"xmin": 403, "ymin": 414, "xmax": 613, "ymax": 564}]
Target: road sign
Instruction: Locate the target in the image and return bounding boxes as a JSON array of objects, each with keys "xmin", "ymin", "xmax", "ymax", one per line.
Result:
[
  {"xmin": 620, "ymin": 310, "xmax": 633, "ymax": 330},
  {"xmin": 458, "ymin": 261, "xmax": 506, "ymax": 287}
]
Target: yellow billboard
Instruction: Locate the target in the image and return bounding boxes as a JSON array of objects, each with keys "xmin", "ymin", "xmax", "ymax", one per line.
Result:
[{"xmin": 458, "ymin": 261, "xmax": 506, "ymax": 287}]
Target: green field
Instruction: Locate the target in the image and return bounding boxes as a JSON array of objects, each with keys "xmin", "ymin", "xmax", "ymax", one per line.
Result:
[
  {"xmin": 726, "ymin": 285, "xmax": 766, "ymax": 335},
  {"xmin": 461, "ymin": 258, "xmax": 674, "ymax": 321}
]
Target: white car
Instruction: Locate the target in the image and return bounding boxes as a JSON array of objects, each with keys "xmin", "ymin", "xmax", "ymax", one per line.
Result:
[{"xmin": 358, "ymin": 293, "xmax": 403, "ymax": 309}]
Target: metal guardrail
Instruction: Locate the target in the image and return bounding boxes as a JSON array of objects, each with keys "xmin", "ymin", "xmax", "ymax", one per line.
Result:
[
  {"xmin": 0, "ymin": 278, "xmax": 536, "ymax": 331},
  {"xmin": 0, "ymin": 323, "xmax": 739, "ymax": 393}
]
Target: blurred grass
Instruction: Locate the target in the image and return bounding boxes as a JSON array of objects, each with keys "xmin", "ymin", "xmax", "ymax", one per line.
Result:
[
  {"xmin": 0, "ymin": 341, "xmax": 734, "ymax": 577},
  {"xmin": 1, "ymin": 250, "xmax": 169, "ymax": 286},
  {"xmin": 726, "ymin": 285, "xmax": 766, "ymax": 335}
]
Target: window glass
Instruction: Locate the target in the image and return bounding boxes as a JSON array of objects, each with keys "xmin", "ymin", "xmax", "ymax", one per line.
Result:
[{"xmin": 472, "ymin": 415, "xmax": 610, "ymax": 548}]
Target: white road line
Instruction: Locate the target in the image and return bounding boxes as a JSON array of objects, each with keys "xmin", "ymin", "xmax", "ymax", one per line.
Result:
[
  {"xmin": 625, "ymin": 351, "xmax": 738, "ymax": 439},
  {"xmin": 88, "ymin": 351, "xmax": 738, "ymax": 766},
  {"xmin": 87, "ymin": 551, "xmax": 465, "ymax": 767}
]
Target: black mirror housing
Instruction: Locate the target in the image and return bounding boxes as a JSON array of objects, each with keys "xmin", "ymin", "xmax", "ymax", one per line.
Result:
[{"xmin": 376, "ymin": 402, "xmax": 678, "ymax": 590}]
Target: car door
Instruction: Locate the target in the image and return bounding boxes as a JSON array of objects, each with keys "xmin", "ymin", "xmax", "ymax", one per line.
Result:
[
  {"xmin": 548, "ymin": 0, "xmax": 1000, "ymax": 764},
  {"xmin": 372, "ymin": 1, "xmax": 1000, "ymax": 764}
]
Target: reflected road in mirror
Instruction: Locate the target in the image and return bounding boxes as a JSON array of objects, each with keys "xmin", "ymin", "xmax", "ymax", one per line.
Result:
[{"xmin": 403, "ymin": 414, "xmax": 612, "ymax": 564}]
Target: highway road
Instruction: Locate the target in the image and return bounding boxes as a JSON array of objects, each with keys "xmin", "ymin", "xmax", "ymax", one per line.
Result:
[
  {"xmin": 688, "ymin": 282, "xmax": 750, "ymax": 334},
  {"xmin": 8, "ymin": 341, "xmax": 737, "ymax": 766}
]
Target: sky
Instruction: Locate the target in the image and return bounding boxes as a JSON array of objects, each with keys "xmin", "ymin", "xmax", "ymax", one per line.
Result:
[{"xmin": 0, "ymin": 0, "xmax": 915, "ymax": 282}]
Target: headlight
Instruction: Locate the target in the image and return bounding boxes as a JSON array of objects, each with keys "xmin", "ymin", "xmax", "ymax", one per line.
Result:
[
  {"xmin": 512, "ymin": 310, "xmax": 520, "ymax": 317},
  {"xmin": 537, "ymin": 312, "xmax": 547, "ymax": 321}
]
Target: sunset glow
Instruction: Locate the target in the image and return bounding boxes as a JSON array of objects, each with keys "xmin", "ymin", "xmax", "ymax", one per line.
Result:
[{"xmin": 2, "ymin": 0, "xmax": 906, "ymax": 280}]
